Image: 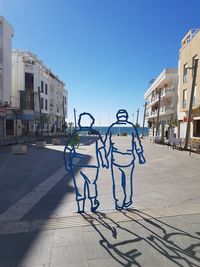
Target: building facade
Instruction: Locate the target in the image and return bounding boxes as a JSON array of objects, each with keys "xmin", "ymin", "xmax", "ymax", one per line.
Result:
[
  {"xmin": 10, "ymin": 50, "xmax": 68, "ymax": 137},
  {"xmin": 144, "ymin": 68, "xmax": 178, "ymax": 140},
  {"xmin": 0, "ymin": 16, "xmax": 14, "ymax": 142},
  {"xmin": 178, "ymin": 29, "xmax": 200, "ymax": 140}
]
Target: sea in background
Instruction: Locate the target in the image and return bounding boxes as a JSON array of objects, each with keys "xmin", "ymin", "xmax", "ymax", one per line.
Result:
[{"xmin": 93, "ymin": 126, "xmax": 149, "ymax": 136}]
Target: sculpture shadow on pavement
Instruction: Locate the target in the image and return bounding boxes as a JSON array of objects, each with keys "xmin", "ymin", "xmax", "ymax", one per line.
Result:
[{"xmin": 82, "ymin": 209, "xmax": 200, "ymax": 267}]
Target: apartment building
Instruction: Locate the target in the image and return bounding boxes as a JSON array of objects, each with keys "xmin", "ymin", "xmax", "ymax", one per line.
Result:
[
  {"xmin": 178, "ymin": 29, "xmax": 200, "ymax": 140},
  {"xmin": 0, "ymin": 16, "xmax": 14, "ymax": 142},
  {"xmin": 144, "ymin": 68, "xmax": 178, "ymax": 139},
  {"xmin": 10, "ymin": 50, "xmax": 68, "ymax": 137}
]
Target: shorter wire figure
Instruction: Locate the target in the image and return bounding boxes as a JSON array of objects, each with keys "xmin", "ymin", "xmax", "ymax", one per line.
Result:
[{"xmin": 64, "ymin": 112, "xmax": 108, "ymax": 213}]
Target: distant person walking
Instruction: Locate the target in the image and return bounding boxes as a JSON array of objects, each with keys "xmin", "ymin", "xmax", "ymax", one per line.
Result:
[
  {"xmin": 104, "ymin": 109, "xmax": 145, "ymax": 210},
  {"xmin": 64, "ymin": 112, "xmax": 108, "ymax": 213}
]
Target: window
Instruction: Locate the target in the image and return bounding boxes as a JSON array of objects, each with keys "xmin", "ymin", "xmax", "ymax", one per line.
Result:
[
  {"xmin": 193, "ymin": 120, "xmax": 200, "ymax": 137},
  {"xmin": 192, "ymin": 55, "xmax": 198, "ymax": 77},
  {"xmin": 45, "ymin": 83, "xmax": 48, "ymax": 95},
  {"xmin": 45, "ymin": 99, "xmax": 48, "ymax": 110},
  {"xmin": 25, "ymin": 72, "xmax": 34, "ymax": 91},
  {"xmin": 41, "ymin": 81, "xmax": 44, "ymax": 93},
  {"xmin": 40, "ymin": 97, "xmax": 44, "ymax": 109},
  {"xmin": 183, "ymin": 63, "xmax": 188, "ymax": 83},
  {"xmin": 182, "ymin": 89, "xmax": 187, "ymax": 108},
  {"xmin": 63, "ymin": 96, "xmax": 67, "ymax": 104}
]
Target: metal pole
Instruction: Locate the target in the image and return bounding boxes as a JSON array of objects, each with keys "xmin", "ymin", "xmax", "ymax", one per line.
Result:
[
  {"xmin": 156, "ymin": 88, "xmax": 161, "ymax": 136},
  {"xmin": 184, "ymin": 58, "xmax": 198, "ymax": 150},
  {"xmin": 38, "ymin": 86, "xmax": 43, "ymax": 137},
  {"xmin": 74, "ymin": 108, "xmax": 77, "ymax": 129},
  {"xmin": 15, "ymin": 114, "xmax": 18, "ymax": 144},
  {"xmin": 136, "ymin": 109, "xmax": 139, "ymax": 126},
  {"xmin": 62, "ymin": 99, "xmax": 65, "ymax": 134},
  {"xmin": 141, "ymin": 102, "xmax": 147, "ymax": 138}
]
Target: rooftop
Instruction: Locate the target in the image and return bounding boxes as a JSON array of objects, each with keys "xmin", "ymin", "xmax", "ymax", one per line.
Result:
[
  {"xmin": 144, "ymin": 68, "xmax": 177, "ymax": 98},
  {"xmin": 181, "ymin": 28, "xmax": 200, "ymax": 47}
]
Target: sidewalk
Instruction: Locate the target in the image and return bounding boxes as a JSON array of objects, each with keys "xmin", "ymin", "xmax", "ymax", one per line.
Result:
[{"xmin": 0, "ymin": 137, "xmax": 200, "ymax": 266}]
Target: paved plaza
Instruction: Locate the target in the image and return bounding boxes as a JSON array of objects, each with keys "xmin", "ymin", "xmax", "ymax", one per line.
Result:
[{"xmin": 0, "ymin": 137, "xmax": 200, "ymax": 266}]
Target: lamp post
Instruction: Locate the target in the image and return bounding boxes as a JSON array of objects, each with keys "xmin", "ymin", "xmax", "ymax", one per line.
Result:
[
  {"xmin": 184, "ymin": 58, "xmax": 198, "ymax": 150},
  {"xmin": 37, "ymin": 86, "xmax": 43, "ymax": 138},
  {"xmin": 13, "ymin": 109, "xmax": 21, "ymax": 144},
  {"xmin": 141, "ymin": 102, "xmax": 147, "ymax": 138},
  {"xmin": 74, "ymin": 108, "xmax": 77, "ymax": 130},
  {"xmin": 155, "ymin": 88, "xmax": 161, "ymax": 137},
  {"xmin": 136, "ymin": 109, "xmax": 139, "ymax": 127}
]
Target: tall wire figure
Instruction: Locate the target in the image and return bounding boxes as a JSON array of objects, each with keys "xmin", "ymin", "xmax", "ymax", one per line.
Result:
[{"xmin": 104, "ymin": 109, "xmax": 145, "ymax": 210}]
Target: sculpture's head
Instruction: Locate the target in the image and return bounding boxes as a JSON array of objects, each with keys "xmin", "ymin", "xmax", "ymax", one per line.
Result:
[
  {"xmin": 116, "ymin": 109, "xmax": 128, "ymax": 122},
  {"xmin": 78, "ymin": 112, "xmax": 95, "ymax": 128}
]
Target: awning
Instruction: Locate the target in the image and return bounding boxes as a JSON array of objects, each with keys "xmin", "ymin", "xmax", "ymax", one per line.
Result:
[{"xmin": 6, "ymin": 113, "xmax": 35, "ymax": 121}]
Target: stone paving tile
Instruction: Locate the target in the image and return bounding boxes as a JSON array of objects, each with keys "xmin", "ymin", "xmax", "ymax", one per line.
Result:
[
  {"xmin": 19, "ymin": 248, "xmax": 51, "ymax": 267},
  {"xmin": 50, "ymin": 245, "xmax": 87, "ymax": 266},
  {"xmin": 88, "ymin": 257, "xmax": 124, "ymax": 267},
  {"xmin": 20, "ymin": 265, "xmax": 50, "ymax": 267},
  {"xmin": 52, "ymin": 227, "xmax": 85, "ymax": 247},
  {"xmin": 19, "ymin": 230, "xmax": 53, "ymax": 266}
]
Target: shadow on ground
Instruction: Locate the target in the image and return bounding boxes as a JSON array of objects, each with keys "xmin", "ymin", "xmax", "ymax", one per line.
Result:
[
  {"xmin": 0, "ymin": 136, "xmax": 93, "ymax": 266},
  {"xmin": 82, "ymin": 209, "xmax": 200, "ymax": 267}
]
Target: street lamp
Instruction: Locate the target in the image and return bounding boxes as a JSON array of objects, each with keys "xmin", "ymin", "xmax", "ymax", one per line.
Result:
[
  {"xmin": 13, "ymin": 108, "xmax": 21, "ymax": 144},
  {"xmin": 141, "ymin": 102, "xmax": 147, "ymax": 138},
  {"xmin": 184, "ymin": 58, "xmax": 198, "ymax": 150},
  {"xmin": 74, "ymin": 108, "xmax": 77, "ymax": 129},
  {"xmin": 136, "ymin": 109, "xmax": 139, "ymax": 127}
]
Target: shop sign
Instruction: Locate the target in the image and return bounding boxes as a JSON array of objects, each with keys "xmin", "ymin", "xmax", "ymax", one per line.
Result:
[{"xmin": 183, "ymin": 117, "xmax": 193, "ymax": 122}]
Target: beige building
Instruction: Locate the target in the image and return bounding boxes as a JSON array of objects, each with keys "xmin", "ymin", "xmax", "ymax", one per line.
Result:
[
  {"xmin": 144, "ymin": 68, "xmax": 178, "ymax": 139},
  {"xmin": 178, "ymin": 29, "xmax": 200, "ymax": 140}
]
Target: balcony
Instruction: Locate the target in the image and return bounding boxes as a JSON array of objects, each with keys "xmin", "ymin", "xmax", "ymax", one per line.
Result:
[
  {"xmin": 160, "ymin": 105, "xmax": 175, "ymax": 116},
  {"xmin": 146, "ymin": 108, "xmax": 158, "ymax": 119},
  {"xmin": 20, "ymin": 91, "xmax": 34, "ymax": 110},
  {"xmin": 147, "ymin": 87, "xmax": 175, "ymax": 109},
  {"xmin": 161, "ymin": 87, "xmax": 175, "ymax": 98},
  {"xmin": 146, "ymin": 94, "xmax": 159, "ymax": 108}
]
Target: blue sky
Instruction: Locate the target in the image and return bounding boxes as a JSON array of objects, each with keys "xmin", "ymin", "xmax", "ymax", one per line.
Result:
[{"xmin": 1, "ymin": 0, "xmax": 200, "ymax": 125}]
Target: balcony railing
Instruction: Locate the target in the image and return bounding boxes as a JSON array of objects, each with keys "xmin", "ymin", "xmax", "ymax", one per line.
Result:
[
  {"xmin": 161, "ymin": 86, "xmax": 175, "ymax": 97},
  {"xmin": 147, "ymin": 86, "xmax": 175, "ymax": 108},
  {"xmin": 151, "ymin": 110, "xmax": 158, "ymax": 116},
  {"xmin": 160, "ymin": 105, "xmax": 174, "ymax": 115}
]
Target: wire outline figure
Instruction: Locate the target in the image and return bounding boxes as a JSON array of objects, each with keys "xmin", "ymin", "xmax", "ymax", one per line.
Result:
[
  {"xmin": 104, "ymin": 109, "xmax": 145, "ymax": 210},
  {"xmin": 64, "ymin": 112, "xmax": 108, "ymax": 213}
]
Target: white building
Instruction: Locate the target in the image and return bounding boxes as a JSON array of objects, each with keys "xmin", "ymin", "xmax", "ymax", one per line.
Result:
[
  {"xmin": 10, "ymin": 50, "xmax": 68, "ymax": 136},
  {"xmin": 0, "ymin": 16, "xmax": 14, "ymax": 141},
  {"xmin": 144, "ymin": 68, "xmax": 178, "ymax": 139},
  {"xmin": 177, "ymin": 29, "xmax": 200, "ymax": 140}
]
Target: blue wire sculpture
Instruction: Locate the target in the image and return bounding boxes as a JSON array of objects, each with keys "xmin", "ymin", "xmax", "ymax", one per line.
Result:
[
  {"xmin": 64, "ymin": 109, "xmax": 145, "ymax": 213},
  {"xmin": 64, "ymin": 112, "xmax": 108, "ymax": 213},
  {"xmin": 104, "ymin": 109, "xmax": 145, "ymax": 210}
]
